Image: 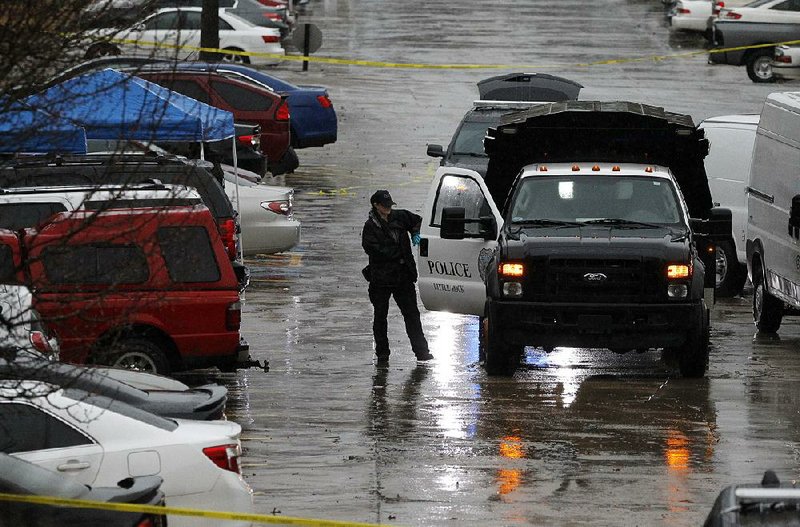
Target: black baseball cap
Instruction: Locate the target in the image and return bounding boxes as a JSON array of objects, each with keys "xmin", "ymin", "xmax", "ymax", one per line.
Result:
[{"xmin": 370, "ymin": 190, "xmax": 396, "ymax": 206}]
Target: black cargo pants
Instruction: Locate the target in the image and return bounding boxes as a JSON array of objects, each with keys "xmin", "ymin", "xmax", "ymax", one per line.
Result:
[{"xmin": 368, "ymin": 282, "xmax": 429, "ymax": 358}]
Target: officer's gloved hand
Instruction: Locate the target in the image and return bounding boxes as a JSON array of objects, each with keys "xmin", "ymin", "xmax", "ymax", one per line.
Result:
[{"xmin": 411, "ymin": 233, "xmax": 421, "ymax": 246}]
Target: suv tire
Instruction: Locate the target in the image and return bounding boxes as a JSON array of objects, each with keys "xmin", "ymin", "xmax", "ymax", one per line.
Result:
[
  {"xmin": 107, "ymin": 338, "xmax": 171, "ymax": 375},
  {"xmin": 716, "ymin": 240, "xmax": 746, "ymax": 297},
  {"xmin": 676, "ymin": 304, "xmax": 710, "ymax": 378},
  {"xmin": 484, "ymin": 317, "xmax": 519, "ymax": 376},
  {"xmin": 746, "ymin": 48, "xmax": 775, "ymax": 83},
  {"xmin": 753, "ymin": 262, "xmax": 783, "ymax": 333}
]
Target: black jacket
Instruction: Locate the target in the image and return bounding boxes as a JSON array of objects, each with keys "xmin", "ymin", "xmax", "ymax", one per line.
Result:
[{"xmin": 362, "ymin": 208, "xmax": 421, "ymax": 286}]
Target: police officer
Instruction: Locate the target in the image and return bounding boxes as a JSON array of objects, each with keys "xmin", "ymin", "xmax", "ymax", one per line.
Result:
[{"xmin": 361, "ymin": 190, "xmax": 432, "ymax": 364}]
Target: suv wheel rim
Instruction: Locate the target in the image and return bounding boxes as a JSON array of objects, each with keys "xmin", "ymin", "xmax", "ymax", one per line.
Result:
[
  {"xmin": 113, "ymin": 351, "xmax": 158, "ymax": 373},
  {"xmin": 715, "ymin": 244, "xmax": 728, "ymax": 286},
  {"xmin": 755, "ymin": 57, "xmax": 772, "ymax": 80}
]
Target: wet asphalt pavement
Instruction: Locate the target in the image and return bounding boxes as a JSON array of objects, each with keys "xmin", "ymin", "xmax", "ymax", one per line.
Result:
[{"xmin": 183, "ymin": 1, "xmax": 800, "ymax": 525}]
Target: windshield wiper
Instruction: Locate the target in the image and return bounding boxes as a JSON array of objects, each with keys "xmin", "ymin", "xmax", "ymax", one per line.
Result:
[
  {"xmin": 511, "ymin": 219, "xmax": 584, "ymax": 227},
  {"xmin": 452, "ymin": 152, "xmax": 487, "ymax": 157},
  {"xmin": 582, "ymin": 218, "xmax": 663, "ymax": 229}
]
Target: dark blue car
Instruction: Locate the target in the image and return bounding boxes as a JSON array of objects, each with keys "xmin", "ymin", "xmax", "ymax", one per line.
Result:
[{"xmin": 175, "ymin": 62, "xmax": 338, "ymax": 149}]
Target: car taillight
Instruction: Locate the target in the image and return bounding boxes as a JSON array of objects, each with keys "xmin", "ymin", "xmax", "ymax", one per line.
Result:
[
  {"xmin": 713, "ymin": 1, "xmax": 724, "ymax": 15},
  {"xmin": 135, "ymin": 518, "xmax": 154, "ymax": 527},
  {"xmin": 776, "ymin": 53, "xmax": 792, "ymax": 64},
  {"xmin": 237, "ymin": 134, "xmax": 260, "ymax": 150},
  {"xmin": 275, "ymin": 99, "xmax": 290, "ymax": 121},
  {"xmin": 677, "ymin": 7, "xmax": 690, "ymax": 13},
  {"xmin": 723, "ymin": 11, "xmax": 742, "ymax": 19},
  {"xmin": 263, "ymin": 12, "xmax": 282, "ymax": 20},
  {"xmin": 29, "ymin": 331, "xmax": 52, "ymax": 354},
  {"xmin": 219, "ymin": 219, "xmax": 238, "ymax": 261},
  {"xmin": 316, "ymin": 94, "xmax": 332, "ymax": 108},
  {"xmin": 262, "ymin": 35, "xmax": 280, "ymax": 43},
  {"xmin": 226, "ymin": 300, "xmax": 242, "ymax": 331},
  {"xmin": 202, "ymin": 444, "xmax": 241, "ymax": 474},
  {"xmin": 261, "ymin": 200, "xmax": 292, "ymax": 217}
]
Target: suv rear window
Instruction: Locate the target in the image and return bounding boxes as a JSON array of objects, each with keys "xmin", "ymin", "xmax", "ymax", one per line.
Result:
[
  {"xmin": 42, "ymin": 244, "xmax": 149, "ymax": 284},
  {"xmin": 211, "ymin": 81, "xmax": 272, "ymax": 112},
  {"xmin": 158, "ymin": 226, "xmax": 221, "ymax": 283},
  {"xmin": 0, "ymin": 203, "xmax": 68, "ymax": 230},
  {"xmin": 83, "ymin": 197, "xmax": 203, "ymax": 210}
]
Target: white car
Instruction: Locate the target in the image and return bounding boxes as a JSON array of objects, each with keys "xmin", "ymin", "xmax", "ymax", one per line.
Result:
[
  {"xmin": 773, "ymin": 44, "xmax": 800, "ymax": 80},
  {"xmin": 0, "ymin": 284, "xmax": 58, "ymax": 357},
  {"xmin": 670, "ymin": 0, "xmax": 751, "ymax": 32},
  {"xmin": 0, "ymin": 381, "xmax": 254, "ymax": 527},
  {"xmin": 223, "ymin": 165, "xmax": 300, "ymax": 255},
  {"xmin": 87, "ymin": 7, "xmax": 284, "ymax": 66},
  {"xmin": 717, "ymin": 0, "xmax": 800, "ymax": 23}
]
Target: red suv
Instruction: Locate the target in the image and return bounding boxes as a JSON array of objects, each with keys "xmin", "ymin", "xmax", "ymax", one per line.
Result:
[
  {"xmin": 137, "ymin": 69, "xmax": 297, "ymax": 176},
  {"xmin": 0, "ymin": 205, "xmax": 247, "ymax": 375}
]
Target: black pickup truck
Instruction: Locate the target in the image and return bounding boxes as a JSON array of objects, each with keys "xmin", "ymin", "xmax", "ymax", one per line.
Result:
[
  {"xmin": 710, "ymin": 19, "xmax": 800, "ymax": 82},
  {"xmin": 416, "ymin": 101, "xmax": 731, "ymax": 377}
]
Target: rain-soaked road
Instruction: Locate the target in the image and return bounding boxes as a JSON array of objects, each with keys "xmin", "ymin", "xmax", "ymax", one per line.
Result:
[{"xmin": 184, "ymin": 1, "xmax": 800, "ymax": 525}]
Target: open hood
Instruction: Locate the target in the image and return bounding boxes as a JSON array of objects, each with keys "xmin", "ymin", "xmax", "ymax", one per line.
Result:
[
  {"xmin": 477, "ymin": 73, "xmax": 583, "ymax": 102},
  {"xmin": 483, "ymin": 100, "xmax": 713, "ymax": 219}
]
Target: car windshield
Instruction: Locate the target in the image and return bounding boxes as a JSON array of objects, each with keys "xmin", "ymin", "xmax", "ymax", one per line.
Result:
[
  {"xmin": 451, "ymin": 121, "xmax": 490, "ymax": 156},
  {"xmin": 509, "ymin": 175, "xmax": 684, "ymax": 226}
]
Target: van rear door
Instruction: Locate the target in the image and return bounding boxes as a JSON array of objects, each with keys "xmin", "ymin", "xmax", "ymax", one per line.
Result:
[{"xmin": 417, "ymin": 167, "xmax": 502, "ymax": 315}]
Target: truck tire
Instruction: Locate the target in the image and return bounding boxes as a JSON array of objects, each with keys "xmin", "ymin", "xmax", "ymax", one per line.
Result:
[
  {"xmin": 478, "ymin": 316, "xmax": 487, "ymax": 363},
  {"xmin": 105, "ymin": 338, "xmax": 171, "ymax": 375},
  {"xmin": 753, "ymin": 263, "xmax": 783, "ymax": 333},
  {"xmin": 677, "ymin": 305, "xmax": 710, "ymax": 378},
  {"xmin": 484, "ymin": 318, "xmax": 518, "ymax": 376},
  {"xmin": 715, "ymin": 240, "xmax": 746, "ymax": 297},
  {"xmin": 746, "ymin": 48, "xmax": 775, "ymax": 83}
]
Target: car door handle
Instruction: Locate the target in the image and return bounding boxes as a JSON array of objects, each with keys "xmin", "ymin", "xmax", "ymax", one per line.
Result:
[{"xmin": 57, "ymin": 460, "xmax": 91, "ymax": 472}]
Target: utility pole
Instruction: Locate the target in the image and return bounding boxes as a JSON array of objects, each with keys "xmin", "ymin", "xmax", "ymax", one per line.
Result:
[{"xmin": 199, "ymin": 0, "xmax": 220, "ymax": 61}]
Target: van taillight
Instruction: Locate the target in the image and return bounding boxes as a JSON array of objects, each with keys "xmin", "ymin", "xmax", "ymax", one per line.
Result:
[
  {"xmin": 275, "ymin": 99, "xmax": 290, "ymax": 121},
  {"xmin": 29, "ymin": 331, "xmax": 52, "ymax": 354},
  {"xmin": 226, "ymin": 301, "xmax": 242, "ymax": 331},
  {"xmin": 219, "ymin": 219, "xmax": 238, "ymax": 260},
  {"xmin": 316, "ymin": 95, "xmax": 332, "ymax": 108},
  {"xmin": 202, "ymin": 444, "xmax": 241, "ymax": 474}
]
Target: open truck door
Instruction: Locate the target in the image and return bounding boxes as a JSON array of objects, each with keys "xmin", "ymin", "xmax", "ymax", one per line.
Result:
[{"xmin": 417, "ymin": 167, "xmax": 503, "ymax": 315}]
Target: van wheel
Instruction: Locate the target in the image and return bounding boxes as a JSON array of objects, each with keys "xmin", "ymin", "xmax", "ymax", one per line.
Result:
[
  {"xmin": 107, "ymin": 339, "xmax": 171, "ymax": 375},
  {"xmin": 484, "ymin": 317, "xmax": 518, "ymax": 376},
  {"xmin": 746, "ymin": 49, "xmax": 775, "ymax": 83},
  {"xmin": 715, "ymin": 240, "xmax": 746, "ymax": 297},
  {"xmin": 753, "ymin": 264, "xmax": 783, "ymax": 333},
  {"xmin": 676, "ymin": 305, "xmax": 710, "ymax": 378}
]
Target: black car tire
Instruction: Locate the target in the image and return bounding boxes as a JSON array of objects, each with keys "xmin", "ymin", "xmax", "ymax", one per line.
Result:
[
  {"xmin": 105, "ymin": 338, "xmax": 171, "ymax": 375},
  {"xmin": 484, "ymin": 317, "xmax": 519, "ymax": 376},
  {"xmin": 753, "ymin": 262, "xmax": 783, "ymax": 333},
  {"xmin": 221, "ymin": 47, "xmax": 251, "ymax": 64},
  {"xmin": 478, "ymin": 316, "xmax": 487, "ymax": 363},
  {"xmin": 746, "ymin": 48, "xmax": 775, "ymax": 83},
  {"xmin": 268, "ymin": 147, "xmax": 299, "ymax": 176},
  {"xmin": 715, "ymin": 240, "xmax": 747, "ymax": 297},
  {"xmin": 85, "ymin": 43, "xmax": 121, "ymax": 60},
  {"xmin": 676, "ymin": 304, "xmax": 710, "ymax": 378}
]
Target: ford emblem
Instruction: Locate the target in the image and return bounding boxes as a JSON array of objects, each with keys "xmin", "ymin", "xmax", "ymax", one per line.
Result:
[{"xmin": 583, "ymin": 272, "xmax": 608, "ymax": 282}]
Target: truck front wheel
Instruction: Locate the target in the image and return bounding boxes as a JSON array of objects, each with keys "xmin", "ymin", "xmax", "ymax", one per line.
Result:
[
  {"xmin": 753, "ymin": 263, "xmax": 783, "ymax": 333},
  {"xmin": 675, "ymin": 305, "xmax": 710, "ymax": 378},
  {"xmin": 484, "ymin": 317, "xmax": 520, "ymax": 376}
]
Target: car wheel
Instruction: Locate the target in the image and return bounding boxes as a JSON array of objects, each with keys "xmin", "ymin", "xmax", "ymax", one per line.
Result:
[
  {"xmin": 753, "ymin": 262, "xmax": 783, "ymax": 333},
  {"xmin": 268, "ymin": 147, "xmax": 299, "ymax": 176},
  {"xmin": 746, "ymin": 49, "xmax": 775, "ymax": 83},
  {"xmin": 715, "ymin": 240, "xmax": 746, "ymax": 297},
  {"xmin": 85, "ymin": 43, "xmax": 121, "ymax": 60},
  {"xmin": 484, "ymin": 317, "xmax": 518, "ymax": 376},
  {"xmin": 478, "ymin": 316, "xmax": 487, "ymax": 363},
  {"xmin": 221, "ymin": 48, "xmax": 251, "ymax": 64},
  {"xmin": 106, "ymin": 338, "xmax": 171, "ymax": 375},
  {"xmin": 676, "ymin": 304, "xmax": 710, "ymax": 378}
]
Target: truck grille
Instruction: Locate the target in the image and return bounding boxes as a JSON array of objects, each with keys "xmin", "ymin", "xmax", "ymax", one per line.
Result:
[{"xmin": 546, "ymin": 257, "xmax": 644, "ymax": 302}]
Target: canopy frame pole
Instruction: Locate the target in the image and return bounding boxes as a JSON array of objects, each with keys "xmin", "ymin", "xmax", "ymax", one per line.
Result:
[{"xmin": 232, "ymin": 137, "xmax": 243, "ymax": 262}]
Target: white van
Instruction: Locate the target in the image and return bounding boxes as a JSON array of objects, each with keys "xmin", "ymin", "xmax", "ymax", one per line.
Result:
[
  {"xmin": 700, "ymin": 114, "xmax": 759, "ymax": 297},
  {"xmin": 746, "ymin": 92, "xmax": 800, "ymax": 332}
]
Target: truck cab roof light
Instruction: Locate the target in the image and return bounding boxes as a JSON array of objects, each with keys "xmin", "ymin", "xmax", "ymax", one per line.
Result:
[
  {"xmin": 539, "ymin": 166, "xmax": 548, "ymax": 171},
  {"xmin": 571, "ymin": 165, "xmax": 580, "ymax": 171},
  {"xmin": 612, "ymin": 165, "xmax": 621, "ymax": 171},
  {"xmin": 645, "ymin": 166, "xmax": 654, "ymax": 173},
  {"xmin": 592, "ymin": 165, "xmax": 600, "ymax": 171}
]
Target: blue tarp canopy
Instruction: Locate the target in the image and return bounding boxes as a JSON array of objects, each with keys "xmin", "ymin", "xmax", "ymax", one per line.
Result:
[
  {"xmin": 0, "ymin": 101, "xmax": 88, "ymax": 154},
  {"xmin": 24, "ymin": 69, "xmax": 234, "ymax": 142}
]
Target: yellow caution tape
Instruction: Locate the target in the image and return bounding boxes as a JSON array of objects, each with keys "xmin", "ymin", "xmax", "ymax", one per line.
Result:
[
  {"xmin": 0, "ymin": 492, "xmax": 390, "ymax": 527},
  {"xmin": 106, "ymin": 37, "xmax": 800, "ymax": 69}
]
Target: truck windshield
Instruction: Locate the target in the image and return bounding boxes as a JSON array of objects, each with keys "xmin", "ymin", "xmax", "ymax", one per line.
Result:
[
  {"xmin": 509, "ymin": 175, "xmax": 684, "ymax": 226},
  {"xmin": 452, "ymin": 121, "xmax": 490, "ymax": 156}
]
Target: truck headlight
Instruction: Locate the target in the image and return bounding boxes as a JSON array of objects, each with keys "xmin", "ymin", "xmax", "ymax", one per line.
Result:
[
  {"xmin": 503, "ymin": 282, "xmax": 523, "ymax": 298},
  {"xmin": 667, "ymin": 283, "xmax": 688, "ymax": 298}
]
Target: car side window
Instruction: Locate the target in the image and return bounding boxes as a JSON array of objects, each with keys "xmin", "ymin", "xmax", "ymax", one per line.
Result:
[
  {"xmin": 432, "ymin": 174, "xmax": 490, "ymax": 235},
  {"xmin": 144, "ymin": 12, "xmax": 180, "ymax": 31},
  {"xmin": 157, "ymin": 226, "xmax": 221, "ymax": 283},
  {"xmin": 0, "ymin": 403, "xmax": 93, "ymax": 453},
  {"xmin": 181, "ymin": 10, "xmax": 202, "ymax": 30},
  {"xmin": 211, "ymin": 81, "xmax": 273, "ymax": 112},
  {"xmin": 0, "ymin": 203, "xmax": 68, "ymax": 230},
  {"xmin": 159, "ymin": 79, "xmax": 211, "ymax": 104},
  {"xmin": 42, "ymin": 245, "xmax": 150, "ymax": 285},
  {"xmin": 772, "ymin": 0, "xmax": 800, "ymax": 9},
  {"xmin": 219, "ymin": 17, "xmax": 233, "ymax": 31}
]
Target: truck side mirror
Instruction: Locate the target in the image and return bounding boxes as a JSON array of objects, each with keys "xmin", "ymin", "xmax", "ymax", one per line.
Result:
[
  {"xmin": 479, "ymin": 215, "xmax": 497, "ymax": 240},
  {"xmin": 441, "ymin": 207, "xmax": 465, "ymax": 240},
  {"xmin": 789, "ymin": 195, "xmax": 800, "ymax": 239},
  {"xmin": 690, "ymin": 207, "xmax": 732, "ymax": 239},
  {"xmin": 426, "ymin": 144, "xmax": 445, "ymax": 158}
]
